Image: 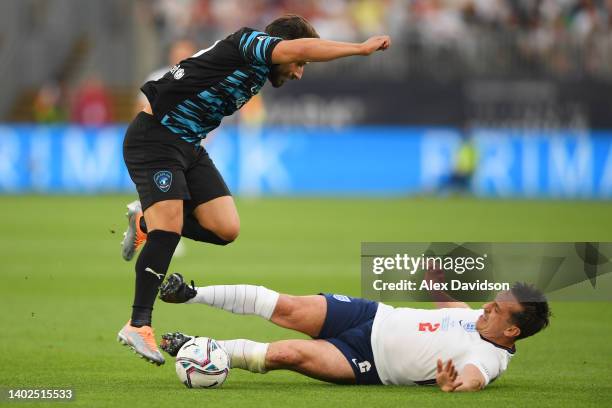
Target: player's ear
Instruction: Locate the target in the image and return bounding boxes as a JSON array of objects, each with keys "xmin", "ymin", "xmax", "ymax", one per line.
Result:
[{"xmin": 505, "ymin": 325, "xmax": 520, "ymax": 339}]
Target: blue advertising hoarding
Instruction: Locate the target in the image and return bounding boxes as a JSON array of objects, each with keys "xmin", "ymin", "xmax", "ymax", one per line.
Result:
[{"xmin": 0, "ymin": 124, "xmax": 610, "ymax": 198}]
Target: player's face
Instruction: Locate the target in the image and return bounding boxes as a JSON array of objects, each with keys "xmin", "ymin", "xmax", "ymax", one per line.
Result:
[
  {"xmin": 476, "ymin": 291, "xmax": 523, "ymax": 339},
  {"xmin": 269, "ymin": 62, "xmax": 306, "ymax": 88}
]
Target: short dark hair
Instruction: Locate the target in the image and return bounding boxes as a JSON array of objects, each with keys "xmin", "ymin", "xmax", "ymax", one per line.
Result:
[
  {"xmin": 265, "ymin": 14, "xmax": 319, "ymax": 40},
  {"xmin": 510, "ymin": 282, "xmax": 551, "ymax": 340}
]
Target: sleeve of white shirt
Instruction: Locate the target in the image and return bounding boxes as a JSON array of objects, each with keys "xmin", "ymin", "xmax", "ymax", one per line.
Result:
[
  {"xmin": 463, "ymin": 353, "xmax": 501, "ymax": 388},
  {"xmin": 458, "ymin": 309, "xmax": 497, "ymax": 387}
]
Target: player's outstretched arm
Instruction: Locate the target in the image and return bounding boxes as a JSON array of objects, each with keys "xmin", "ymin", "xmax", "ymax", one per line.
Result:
[
  {"xmin": 436, "ymin": 359, "xmax": 485, "ymax": 392},
  {"xmin": 271, "ymin": 35, "xmax": 391, "ymax": 64}
]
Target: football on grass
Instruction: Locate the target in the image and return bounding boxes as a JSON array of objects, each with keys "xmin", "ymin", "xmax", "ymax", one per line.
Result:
[{"xmin": 175, "ymin": 337, "xmax": 230, "ymax": 388}]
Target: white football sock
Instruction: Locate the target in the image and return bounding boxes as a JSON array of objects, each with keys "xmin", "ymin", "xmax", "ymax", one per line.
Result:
[
  {"xmin": 218, "ymin": 339, "xmax": 269, "ymax": 373},
  {"xmin": 186, "ymin": 285, "xmax": 279, "ymax": 320}
]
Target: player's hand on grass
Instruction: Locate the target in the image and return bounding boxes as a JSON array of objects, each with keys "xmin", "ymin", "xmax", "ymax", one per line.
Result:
[
  {"xmin": 436, "ymin": 359, "xmax": 463, "ymax": 392},
  {"xmin": 360, "ymin": 35, "xmax": 391, "ymax": 55}
]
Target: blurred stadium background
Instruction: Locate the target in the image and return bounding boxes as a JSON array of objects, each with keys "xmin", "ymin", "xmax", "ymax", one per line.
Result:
[
  {"xmin": 1, "ymin": 1, "xmax": 612, "ymax": 407},
  {"xmin": 2, "ymin": 0, "xmax": 612, "ymax": 197}
]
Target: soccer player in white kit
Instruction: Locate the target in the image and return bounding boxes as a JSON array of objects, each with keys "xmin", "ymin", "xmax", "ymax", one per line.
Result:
[{"xmin": 158, "ymin": 273, "xmax": 550, "ymax": 392}]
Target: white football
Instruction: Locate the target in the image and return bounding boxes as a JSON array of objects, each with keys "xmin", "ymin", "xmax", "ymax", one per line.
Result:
[{"xmin": 175, "ymin": 337, "xmax": 230, "ymax": 388}]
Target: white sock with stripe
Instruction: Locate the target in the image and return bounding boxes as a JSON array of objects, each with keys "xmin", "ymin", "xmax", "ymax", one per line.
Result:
[
  {"xmin": 186, "ymin": 284, "xmax": 279, "ymax": 320},
  {"xmin": 217, "ymin": 339, "xmax": 269, "ymax": 373}
]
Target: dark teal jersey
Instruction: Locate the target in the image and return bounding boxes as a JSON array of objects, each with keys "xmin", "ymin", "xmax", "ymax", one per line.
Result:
[{"xmin": 141, "ymin": 27, "xmax": 283, "ymax": 143}]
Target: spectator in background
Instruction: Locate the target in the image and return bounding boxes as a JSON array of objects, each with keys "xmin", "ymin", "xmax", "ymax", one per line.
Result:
[
  {"xmin": 439, "ymin": 132, "xmax": 479, "ymax": 196},
  {"xmin": 144, "ymin": 0, "xmax": 612, "ymax": 78},
  {"xmin": 33, "ymin": 80, "xmax": 67, "ymax": 123},
  {"xmin": 452, "ymin": 133, "xmax": 478, "ymax": 193},
  {"xmin": 135, "ymin": 38, "xmax": 197, "ymax": 115},
  {"xmin": 70, "ymin": 75, "xmax": 113, "ymax": 125},
  {"xmin": 350, "ymin": 0, "xmax": 387, "ymax": 37},
  {"xmin": 151, "ymin": 0, "xmax": 197, "ymax": 42}
]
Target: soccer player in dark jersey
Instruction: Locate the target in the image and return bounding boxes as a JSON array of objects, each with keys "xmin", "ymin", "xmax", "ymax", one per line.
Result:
[{"xmin": 117, "ymin": 14, "xmax": 391, "ymax": 365}]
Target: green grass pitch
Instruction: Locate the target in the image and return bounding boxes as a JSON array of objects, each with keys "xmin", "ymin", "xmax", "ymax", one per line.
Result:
[{"xmin": 1, "ymin": 195, "xmax": 611, "ymax": 407}]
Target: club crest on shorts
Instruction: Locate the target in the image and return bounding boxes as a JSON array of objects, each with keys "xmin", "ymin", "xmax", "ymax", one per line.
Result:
[{"xmin": 153, "ymin": 170, "xmax": 173, "ymax": 192}]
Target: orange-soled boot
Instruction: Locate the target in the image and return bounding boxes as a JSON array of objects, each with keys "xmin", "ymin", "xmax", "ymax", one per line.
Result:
[
  {"xmin": 117, "ymin": 320, "xmax": 165, "ymax": 365},
  {"xmin": 121, "ymin": 200, "xmax": 147, "ymax": 261}
]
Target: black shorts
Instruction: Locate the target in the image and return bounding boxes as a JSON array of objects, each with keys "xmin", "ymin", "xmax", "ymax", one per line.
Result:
[
  {"xmin": 123, "ymin": 112, "xmax": 231, "ymax": 211},
  {"xmin": 315, "ymin": 294, "xmax": 382, "ymax": 385}
]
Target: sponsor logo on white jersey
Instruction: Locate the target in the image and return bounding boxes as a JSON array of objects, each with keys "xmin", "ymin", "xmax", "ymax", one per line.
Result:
[{"xmin": 460, "ymin": 320, "xmax": 477, "ymax": 332}]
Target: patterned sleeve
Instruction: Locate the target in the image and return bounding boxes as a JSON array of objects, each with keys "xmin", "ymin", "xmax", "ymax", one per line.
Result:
[{"xmin": 237, "ymin": 28, "xmax": 283, "ymax": 65}]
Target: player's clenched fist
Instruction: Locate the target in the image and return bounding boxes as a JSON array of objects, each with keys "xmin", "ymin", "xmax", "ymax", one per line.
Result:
[{"xmin": 360, "ymin": 35, "xmax": 391, "ymax": 55}]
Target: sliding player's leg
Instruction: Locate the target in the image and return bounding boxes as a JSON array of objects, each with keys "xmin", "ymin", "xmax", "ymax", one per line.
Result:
[
  {"xmin": 159, "ymin": 290, "xmax": 380, "ymax": 383},
  {"xmin": 265, "ymin": 339, "xmax": 356, "ymax": 384},
  {"xmin": 160, "ymin": 334, "xmax": 355, "ymax": 384},
  {"xmin": 159, "ymin": 274, "xmax": 327, "ymax": 337},
  {"xmin": 118, "ymin": 199, "xmax": 182, "ymax": 365},
  {"xmin": 268, "ymin": 295, "xmax": 382, "ymax": 384},
  {"xmin": 159, "ymin": 275, "xmax": 380, "ymax": 342}
]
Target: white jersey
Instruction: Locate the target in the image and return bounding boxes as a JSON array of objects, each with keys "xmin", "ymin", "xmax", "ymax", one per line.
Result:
[{"xmin": 371, "ymin": 304, "xmax": 514, "ymax": 387}]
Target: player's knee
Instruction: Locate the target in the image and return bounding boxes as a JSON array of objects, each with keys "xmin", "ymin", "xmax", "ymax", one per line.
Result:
[
  {"xmin": 214, "ymin": 220, "xmax": 240, "ymax": 243},
  {"xmin": 272, "ymin": 295, "xmax": 299, "ymax": 323},
  {"xmin": 161, "ymin": 211, "xmax": 183, "ymax": 233},
  {"xmin": 146, "ymin": 201, "xmax": 183, "ymax": 234},
  {"xmin": 267, "ymin": 342, "xmax": 305, "ymax": 368}
]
